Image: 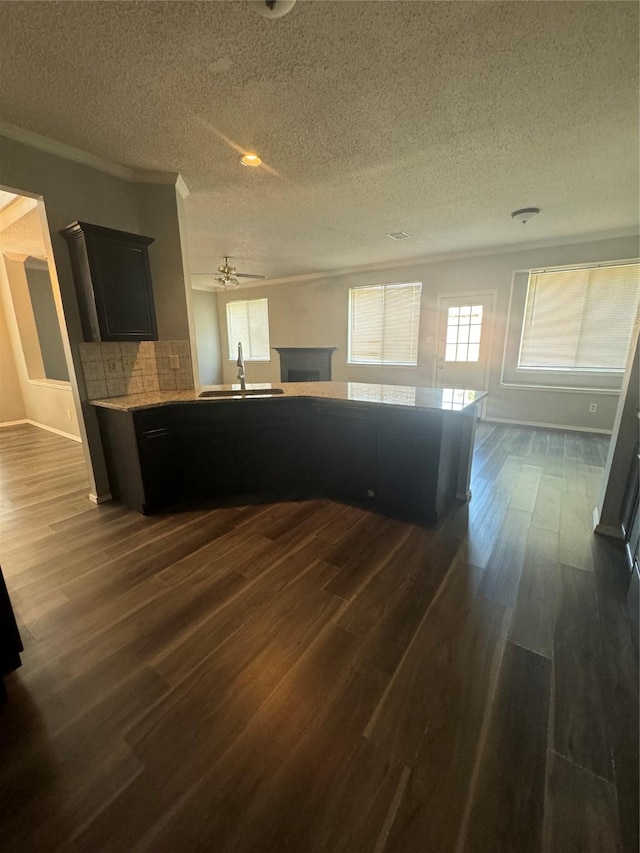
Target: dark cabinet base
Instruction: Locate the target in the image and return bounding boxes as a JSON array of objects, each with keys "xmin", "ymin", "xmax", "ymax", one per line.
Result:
[{"xmin": 97, "ymin": 398, "xmax": 477, "ymax": 525}]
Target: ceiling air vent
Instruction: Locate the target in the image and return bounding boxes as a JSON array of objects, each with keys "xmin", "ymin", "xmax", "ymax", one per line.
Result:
[{"xmin": 387, "ymin": 231, "xmax": 411, "ymax": 240}]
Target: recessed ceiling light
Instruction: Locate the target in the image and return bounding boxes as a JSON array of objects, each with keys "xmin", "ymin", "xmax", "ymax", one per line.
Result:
[
  {"xmin": 240, "ymin": 153, "xmax": 262, "ymax": 167},
  {"xmin": 387, "ymin": 231, "xmax": 411, "ymax": 240},
  {"xmin": 511, "ymin": 207, "xmax": 540, "ymax": 224}
]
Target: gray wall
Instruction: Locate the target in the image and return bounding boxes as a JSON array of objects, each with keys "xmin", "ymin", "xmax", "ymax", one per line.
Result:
[
  {"xmin": 192, "ymin": 289, "xmax": 222, "ymax": 385},
  {"xmin": 217, "ymin": 233, "xmax": 639, "ymax": 431},
  {"xmin": 25, "ymin": 261, "xmax": 69, "ymax": 381},
  {"xmin": 0, "ymin": 134, "xmax": 192, "ymax": 500}
]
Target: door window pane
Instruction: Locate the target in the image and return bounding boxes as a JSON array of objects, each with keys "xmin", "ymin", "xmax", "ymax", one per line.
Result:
[{"xmin": 445, "ymin": 304, "xmax": 483, "ymax": 362}]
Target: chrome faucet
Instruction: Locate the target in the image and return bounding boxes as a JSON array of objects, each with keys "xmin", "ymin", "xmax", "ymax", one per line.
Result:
[{"xmin": 236, "ymin": 341, "xmax": 246, "ymax": 391}]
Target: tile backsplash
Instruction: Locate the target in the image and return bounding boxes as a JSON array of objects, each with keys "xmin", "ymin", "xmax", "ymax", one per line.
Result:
[{"xmin": 79, "ymin": 340, "xmax": 195, "ymax": 399}]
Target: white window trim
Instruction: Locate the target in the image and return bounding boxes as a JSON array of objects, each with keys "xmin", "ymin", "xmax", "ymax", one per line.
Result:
[
  {"xmin": 347, "ymin": 281, "xmax": 422, "ymax": 367},
  {"xmin": 27, "ymin": 378, "xmax": 72, "ymax": 390},
  {"xmin": 226, "ymin": 298, "xmax": 271, "ymax": 362},
  {"xmin": 501, "ymin": 261, "xmax": 640, "ymax": 393}
]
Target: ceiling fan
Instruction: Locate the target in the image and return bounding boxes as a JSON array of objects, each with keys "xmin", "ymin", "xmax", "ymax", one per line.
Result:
[{"xmin": 211, "ymin": 257, "xmax": 266, "ymax": 290}]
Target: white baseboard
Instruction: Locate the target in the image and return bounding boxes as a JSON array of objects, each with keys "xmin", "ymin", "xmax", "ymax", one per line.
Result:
[
  {"xmin": 0, "ymin": 418, "xmax": 29, "ymax": 428},
  {"xmin": 1, "ymin": 418, "xmax": 81, "ymax": 441},
  {"xmin": 24, "ymin": 419, "xmax": 82, "ymax": 442},
  {"xmin": 485, "ymin": 416, "xmax": 612, "ymax": 435}
]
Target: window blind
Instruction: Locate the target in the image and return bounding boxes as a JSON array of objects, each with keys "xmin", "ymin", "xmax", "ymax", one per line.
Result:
[
  {"xmin": 519, "ymin": 263, "xmax": 640, "ymax": 371},
  {"xmin": 348, "ymin": 282, "xmax": 422, "ymax": 365},
  {"xmin": 226, "ymin": 298, "xmax": 270, "ymax": 361}
]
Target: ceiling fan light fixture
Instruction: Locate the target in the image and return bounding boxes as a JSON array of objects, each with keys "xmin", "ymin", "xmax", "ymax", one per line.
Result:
[
  {"xmin": 511, "ymin": 207, "xmax": 541, "ymax": 224},
  {"xmin": 240, "ymin": 152, "xmax": 262, "ymax": 167}
]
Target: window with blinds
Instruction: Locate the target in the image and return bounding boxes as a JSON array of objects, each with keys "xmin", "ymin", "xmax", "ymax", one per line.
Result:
[
  {"xmin": 348, "ymin": 282, "xmax": 422, "ymax": 366},
  {"xmin": 226, "ymin": 298, "xmax": 270, "ymax": 361},
  {"xmin": 518, "ymin": 263, "xmax": 640, "ymax": 371}
]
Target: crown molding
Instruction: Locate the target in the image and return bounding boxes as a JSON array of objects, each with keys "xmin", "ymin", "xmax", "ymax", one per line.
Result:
[
  {"xmin": 204, "ymin": 226, "xmax": 640, "ymax": 291},
  {"xmin": 0, "ymin": 194, "xmax": 37, "ymax": 231},
  {"xmin": 0, "ymin": 122, "xmax": 190, "ymax": 195}
]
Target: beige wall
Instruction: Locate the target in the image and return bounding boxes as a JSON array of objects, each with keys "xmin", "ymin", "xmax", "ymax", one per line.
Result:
[
  {"xmin": 217, "ymin": 234, "xmax": 638, "ymax": 431},
  {"xmin": 0, "ymin": 284, "xmax": 25, "ymax": 423},
  {"xmin": 0, "ymin": 135, "xmax": 192, "ymax": 500},
  {"xmin": 0, "ymin": 254, "xmax": 80, "ymax": 437}
]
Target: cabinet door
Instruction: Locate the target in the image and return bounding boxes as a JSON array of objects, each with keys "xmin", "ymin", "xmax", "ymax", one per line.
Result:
[
  {"xmin": 377, "ymin": 409, "xmax": 441, "ymax": 522},
  {"xmin": 134, "ymin": 407, "xmax": 178, "ymax": 511},
  {"xmin": 61, "ymin": 221, "xmax": 157, "ymax": 342},
  {"xmin": 174, "ymin": 403, "xmax": 239, "ymax": 499},
  {"xmin": 308, "ymin": 402, "xmax": 378, "ymax": 502},
  {"xmin": 238, "ymin": 399, "xmax": 306, "ymax": 495}
]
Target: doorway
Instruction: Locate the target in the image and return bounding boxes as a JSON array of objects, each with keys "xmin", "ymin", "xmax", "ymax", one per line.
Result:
[
  {"xmin": 0, "ymin": 188, "xmax": 83, "ymax": 443},
  {"xmin": 434, "ymin": 291, "xmax": 496, "ymax": 416}
]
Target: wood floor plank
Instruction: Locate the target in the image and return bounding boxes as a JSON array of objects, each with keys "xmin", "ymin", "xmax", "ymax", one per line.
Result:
[
  {"xmin": 553, "ymin": 563, "xmax": 613, "ymax": 781},
  {"xmin": 508, "ymin": 463, "xmax": 542, "ymax": 512},
  {"xmin": 559, "ymin": 483, "xmax": 595, "ymax": 572},
  {"xmin": 324, "ymin": 515, "xmax": 413, "ymax": 600},
  {"xmin": 531, "ymin": 472, "xmax": 562, "ymax": 532},
  {"xmin": 509, "ymin": 527, "xmax": 560, "ymax": 658},
  {"xmin": 542, "ymin": 430, "xmax": 566, "ymax": 476},
  {"xmin": 544, "ymin": 751, "xmax": 623, "ymax": 853},
  {"xmin": 366, "ymin": 566, "xmax": 506, "ymax": 853},
  {"xmin": 480, "ymin": 507, "xmax": 532, "ymax": 607},
  {"xmin": 460, "ymin": 642, "xmax": 550, "ymax": 853},
  {"xmin": 592, "ymin": 536, "xmax": 640, "ymax": 853},
  {"xmin": 73, "ymin": 624, "xmax": 367, "ymax": 852}
]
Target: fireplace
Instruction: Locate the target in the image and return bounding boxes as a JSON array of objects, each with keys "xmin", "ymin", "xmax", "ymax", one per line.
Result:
[{"xmin": 274, "ymin": 347, "xmax": 337, "ymax": 382}]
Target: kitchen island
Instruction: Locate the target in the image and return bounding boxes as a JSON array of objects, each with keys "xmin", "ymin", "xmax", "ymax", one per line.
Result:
[{"xmin": 91, "ymin": 382, "xmax": 486, "ymax": 525}]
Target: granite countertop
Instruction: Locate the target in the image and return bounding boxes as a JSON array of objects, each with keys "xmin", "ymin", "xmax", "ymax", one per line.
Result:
[{"xmin": 89, "ymin": 381, "xmax": 487, "ymax": 413}]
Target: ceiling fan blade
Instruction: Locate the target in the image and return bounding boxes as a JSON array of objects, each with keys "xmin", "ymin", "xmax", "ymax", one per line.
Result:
[{"xmin": 235, "ymin": 272, "xmax": 266, "ymax": 279}]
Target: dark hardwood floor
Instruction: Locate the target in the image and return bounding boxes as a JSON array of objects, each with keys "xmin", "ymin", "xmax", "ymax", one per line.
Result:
[{"xmin": 0, "ymin": 421, "xmax": 637, "ymax": 852}]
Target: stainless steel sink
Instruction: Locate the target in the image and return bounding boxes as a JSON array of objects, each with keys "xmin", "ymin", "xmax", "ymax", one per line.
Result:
[{"xmin": 198, "ymin": 388, "xmax": 285, "ymax": 398}]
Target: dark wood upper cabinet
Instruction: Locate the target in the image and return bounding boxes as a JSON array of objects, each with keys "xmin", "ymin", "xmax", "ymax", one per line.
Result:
[{"xmin": 61, "ymin": 221, "xmax": 158, "ymax": 342}]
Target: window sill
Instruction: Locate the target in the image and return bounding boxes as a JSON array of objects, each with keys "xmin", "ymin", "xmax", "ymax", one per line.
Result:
[
  {"xmin": 500, "ymin": 381, "xmax": 620, "ymax": 395},
  {"xmin": 347, "ymin": 361, "xmax": 418, "ymax": 368},
  {"xmin": 27, "ymin": 379, "xmax": 72, "ymax": 390}
]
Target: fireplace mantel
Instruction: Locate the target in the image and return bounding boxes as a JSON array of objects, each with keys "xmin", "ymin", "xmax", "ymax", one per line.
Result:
[{"xmin": 274, "ymin": 347, "xmax": 337, "ymax": 382}]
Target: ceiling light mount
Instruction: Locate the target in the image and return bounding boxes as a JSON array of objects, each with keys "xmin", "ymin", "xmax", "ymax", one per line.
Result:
[
  {"xmin": 387, "ymin": 231, "xmax": 411, "ymax": 241},
  {"xmin": 240, "ymin": 152, "xmax": 262, "ymax": 167},
  {"xmin": 511, "ymin": 207, "xmax": 540, "ymax": 224},
  {"xmin": 250, "ymin": 0, "xmax": 297, "ymax": 19}
]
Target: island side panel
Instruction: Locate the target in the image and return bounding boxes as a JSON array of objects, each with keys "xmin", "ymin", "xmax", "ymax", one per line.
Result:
[
  {"xmin": 96, "ymin": 407, "xmax": 146, "ymax": 513},
  {"xmin": 435, "ymin": 410, "xmax": 464, "ymax": 519},
  {"xmin": 456, "ymin": 403, "xmax": 479, "ymax": 501},
  {"xmin": 377, "ymin": 407, "xmax": 442, "ymax": 523}
]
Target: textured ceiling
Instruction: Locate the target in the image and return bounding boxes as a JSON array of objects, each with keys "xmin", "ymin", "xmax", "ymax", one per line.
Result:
[
  {"xmin": 0, "ymin": 207, "xmax": 47, "ymax": 258},
  {"xmin": 0, "ymin": 1, "xmax": 638, "ymax": 282}
]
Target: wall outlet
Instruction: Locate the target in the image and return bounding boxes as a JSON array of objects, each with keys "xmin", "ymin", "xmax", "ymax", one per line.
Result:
[
  {"xmin": 66, "ymin": 409, "xmax": 72, "ymax": 420},
  {"xmin": 107, "ymin": 359, "xmax": 119, "ymax": 373},
  {"xmin": 169, "ymin": 354, "xmax": 180, "ymax": 370},
  {"xmin": 589, "ymin": 402, "xmax": 598, "ymax": 413}
]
